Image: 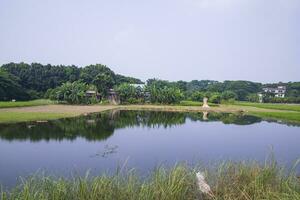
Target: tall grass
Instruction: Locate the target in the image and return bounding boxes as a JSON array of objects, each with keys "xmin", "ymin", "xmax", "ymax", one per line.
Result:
[{"xmin": 1, "ymin": 160, "xmax": 299, "ymax": 200}]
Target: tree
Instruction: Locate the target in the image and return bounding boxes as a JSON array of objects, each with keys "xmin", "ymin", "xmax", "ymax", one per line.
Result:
[
  {"xmin": 115, "ymin": 83, "xmax": 138, "ymax": 104},
  {"xmin": 0, "ymin": 70, "xmax": 29, "ymax": 101},
  {"xmin": 93, "ymin": 72, "xmax": 115, "ymax": 96},
  {"xmin": 209, "ymin": 93, "xmax": 221, "ymax": 104},
  {"xmin": 221, "ymin": 91, "xmax": 237, "ymax": 100},
  {"xmin": 191, "ymin": 91, "xmax": 204, "ymax": 101},
  {"xmin": 80, "ymin": 64, "xmax": 115, "ymax": 84},
  {"xmin": 147, "ymin": 82, "xmax": 184, "ymax": 104},
  {"xmin": 49, "ymin": 81, "xmax": 93, "ymax": 104},
  {"xmin": 246, "ymin": 93, "xmax": 259, "ymax": 102}
]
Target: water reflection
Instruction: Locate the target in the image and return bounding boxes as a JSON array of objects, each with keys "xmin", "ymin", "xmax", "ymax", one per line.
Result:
[{"xmin": 0, "ymin": 110, "xmax": 263, "ymax": 142}]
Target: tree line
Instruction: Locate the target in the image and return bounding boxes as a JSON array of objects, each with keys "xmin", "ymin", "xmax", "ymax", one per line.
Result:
[{"xmin": 1, "ymin": 62, "xmax": 300, "ymax": 104}]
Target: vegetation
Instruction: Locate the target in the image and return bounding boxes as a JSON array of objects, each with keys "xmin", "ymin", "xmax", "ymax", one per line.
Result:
[
  {"xmin": 235, "ymin": 101, "xmax": 300, "ymax": 112},
  {"xmin": 0, "ymin": 112, "xmax": 75, "ymax": 123},
  {"xmin": 0, "ymin": 99, "xmax": 53, "ymax": 108},
  {"xmin": 0, "ymin": 63, "xmax": 142, "ymax": 101},
  {"xmin": 46, "ymin": 81, "xmax": 98, "ymax": 104},
  {"xmin": 0, "ymin": 69, "xmax": 29, "ymax": 101},
  {"xmin": 1, "ymin": 62, "xmax": 300, "ymax": 104},
  {"xmin": 114, "ymin": 83, "xmax": 143, "ymax": 104},
  {"xmin": 250, "ymin": 111, "xmax": 300, "ymax": 124},
  {"xmin": 1, "ymin": 160, "xmax": 299, "ymax": 200}
]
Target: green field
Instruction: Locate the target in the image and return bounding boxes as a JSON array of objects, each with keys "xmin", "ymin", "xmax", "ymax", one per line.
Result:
[
  {"xmin": 178, "ymin": 100, "xmax": 218, "ymax": 107},
  {"xmin": 1, "ymin": 160, "xmax": 299, "ymax": 200},
  {"xmin": 250, "ymin": 111, "xmax": 300, "ymax": 123},
  {"xmin": 234, "ymin": 101, "xmax": 300, "ymax": 112},
  {"xmin": 0, "ymin": 112, "xmax": 75, "ymax": 123},
  {"xmin": 0, "ymin": 99, "xmax": 53, "ymax": 109}
]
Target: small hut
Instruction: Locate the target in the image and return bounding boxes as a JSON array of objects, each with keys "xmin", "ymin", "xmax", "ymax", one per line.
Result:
[
  {"xmin": 85, "ymin": 90, "xmax": 101, "ymax": 101},
  {"xmin": 108, "ymin": 89, "xmax": 120, "ymax": 105}
]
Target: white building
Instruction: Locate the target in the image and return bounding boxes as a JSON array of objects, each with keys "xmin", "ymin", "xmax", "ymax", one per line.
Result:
[{"xmin": 262, "ymin": 86, "xmax": 286, "ymax": 98}]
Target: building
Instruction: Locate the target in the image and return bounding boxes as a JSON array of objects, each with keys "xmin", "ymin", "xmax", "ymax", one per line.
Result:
[
  {"xmin": 262, "ymin": 86, "xmax": 286, "ymax": 98},
  {"xmin": 108, "ymin": 89, "xmax": 120, "ymax": 105},
  {"xmin": 85, "ymin": 90, "xmax": 101, "ymax": 100}
]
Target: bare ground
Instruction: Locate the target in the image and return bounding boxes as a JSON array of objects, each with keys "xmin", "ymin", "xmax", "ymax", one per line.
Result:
[{"xmin": 1, "ymin": 104, "xmax": 293, "ymax": 114}]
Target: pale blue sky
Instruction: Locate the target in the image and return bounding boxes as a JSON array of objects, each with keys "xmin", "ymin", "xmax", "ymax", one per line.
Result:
[{"xmin": 0, "ymin": 0, "xmax": 299, "ymax": 82}]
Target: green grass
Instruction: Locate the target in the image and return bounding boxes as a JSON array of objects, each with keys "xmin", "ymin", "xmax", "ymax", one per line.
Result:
[
  {"xmin": 0, "ymin": 112, "xmax": 76, "ymax": 123},
  {"xmin": 179, "ymin": 101, "xmax": 217, "ymax": 107},
  {"xmin": 1, "ymin": 160, "xmax": 299, "ymax": 200},
  {"xmin": 234, "ymin": 101, "xmax": 300, "ymax": 112},
  {"xmin": 250, "ymin": 111, "xmax": 300, "ymax": 123},
  {"xmin": 0, "ymin": 99, "xmax": 53, "ymax": 109}
]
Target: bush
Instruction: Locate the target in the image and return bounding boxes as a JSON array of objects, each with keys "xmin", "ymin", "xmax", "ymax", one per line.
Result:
[
  {"xmin": 115, "ymin": 83, "xmax": 140, "ymax": 104},
  {"xmin": 221, "ymin": 91, "xmax": 237, "ymax": 100},
  {"xmin": 148, "ymin": 85, "xmax": 184, "ymax": 104},
  {"xmin": 191, "ymin": 91, "xmax": 204, "ymax": 102},
  {"xmin": 48, "ymin": 81, "xmax": 98, "ymax": 104},
  {"xmin": 209, "ymin": 93, "xmax": 221, "ymax": 104}
]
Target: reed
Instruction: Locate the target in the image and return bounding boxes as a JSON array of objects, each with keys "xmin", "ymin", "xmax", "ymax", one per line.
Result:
[{"xmin": 1, "ymin": 160, "xmax": 299, "ymax": 200}]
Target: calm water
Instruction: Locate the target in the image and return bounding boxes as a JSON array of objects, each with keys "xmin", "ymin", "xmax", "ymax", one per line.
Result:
[{"xmin": 0, "ymin": 110, "xmax": 299, "ymax": 187}]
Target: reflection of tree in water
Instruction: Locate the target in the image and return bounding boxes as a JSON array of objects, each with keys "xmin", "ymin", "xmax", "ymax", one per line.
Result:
[
  {"xmin": 188, "ymin": 112, "xmax": 262, "ymax": 125},
  {"xmin": 0, "ymin": 110, "xmax": 263, "ymax": 142}
]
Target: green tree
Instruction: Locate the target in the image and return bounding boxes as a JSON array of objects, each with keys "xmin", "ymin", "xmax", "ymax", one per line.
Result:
[
  {"xmin": 115, "ymin": 83, "xmax": 137, "ymax": 103},
  {"xmin": 49, "ymin": 81, "xmax": 92, "ymax": 104},
  {"xmin": 221, "ymin": 91, "xmax": 237, "ymax": 100},
  {"xmin": 93, "ymin": 72, "xmax": 115, "ymax": 96},
  {"xmin": 191, "ymin": 91, "xmax": 204, "ymax": 101},
  {"xmin": 0, "ymin": 70, "xmax": 29, "ymax": 101}
]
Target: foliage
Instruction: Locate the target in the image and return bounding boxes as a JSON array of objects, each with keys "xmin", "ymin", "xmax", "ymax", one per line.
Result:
[
  {"xmin": 2, "ymin": 62, "xmax": 80, "ymax": 92},
  {"xmin": 1, "ymin": 161, "xmax": 300, "ymax": 200},
  {"xmin": 220, "ymin": 91, "xmax": 237, "ymax": 100},
  {"xmin": 115, "ymin": 83, "xmax": 138, "ymax": 104},
  {"xmin": 93, "ymin": 72, "xmax": 115, "ymax": 96},
  {"xmin": 115, "ymin": 74, "xmax": 143, "ymax": 85},
  {"xmin": 191, "ymin": 91, "xmax": 204, "ymax": 102},
  {"xmin": 48, "ymin": 81, "xmax": 94, "ymax": 104},
  {"xmin": 0, "ymin": 70, "xmax": 29, "ymax": 101},
  {"xmin": 209, "ymin": 93, "xmax": 221, "ymax": 104},
  {"xmin": 147, "ymin": 80, "xmax": 183, "ymax": 104},
  {"xmin": 0, "ymin": 63, "xmax": 142, "ymax": 101},
  {"xmin": 246, "ymin": 93, "xmax": 260, "ymax": 102}
]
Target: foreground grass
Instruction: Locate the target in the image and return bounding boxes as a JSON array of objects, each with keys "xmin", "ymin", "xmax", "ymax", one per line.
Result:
[
  {"xmin": 0, "ymin": 99, "xmax": 53, "ymax": 109},
  {"xmin": 1, "ymin": 161, "xmax": 299, "ymax": 200},
  {"xmin": 234, "ymin": 101, "xmax": 300, "ymax": 112},
  {"xmin": 0, "ymin": 112, "xmax": 76, "ymax": 123}
]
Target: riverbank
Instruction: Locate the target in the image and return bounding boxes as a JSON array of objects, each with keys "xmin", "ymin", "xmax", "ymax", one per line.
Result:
[
  {"xmin": 0, "ymin": 102, "xmax": 300, "ymax": 124},
  {"xmin": 1, "ymin": 160, "xmax": 299, "ymax": 200}
]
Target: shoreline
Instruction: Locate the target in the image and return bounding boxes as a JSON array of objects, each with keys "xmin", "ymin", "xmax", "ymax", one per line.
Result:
[{"xmin": 0, "ymin": 104, "xmax": 300, "ymax": 124}]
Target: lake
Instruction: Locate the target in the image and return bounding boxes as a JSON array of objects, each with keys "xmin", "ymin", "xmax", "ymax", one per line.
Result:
[{"xmin": 0, "ymin": 110, "xmax": 299, "ymax": 188}]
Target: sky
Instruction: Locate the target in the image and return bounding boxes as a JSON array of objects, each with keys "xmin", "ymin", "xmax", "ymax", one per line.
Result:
[{"xmin": 0, "ymin": 0, "xmax": 299, "ymax": 83}]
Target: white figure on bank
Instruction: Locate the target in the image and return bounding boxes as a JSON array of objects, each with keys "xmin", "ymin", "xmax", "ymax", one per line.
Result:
[{"xmin": 202, "ymin": 97, "xmax": 210, "ymax": 108}]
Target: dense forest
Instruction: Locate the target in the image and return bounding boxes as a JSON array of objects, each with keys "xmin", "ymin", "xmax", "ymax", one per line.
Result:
[{"xmin": 1, "ymin": 62, "xmax": 300, "ymax": 104}]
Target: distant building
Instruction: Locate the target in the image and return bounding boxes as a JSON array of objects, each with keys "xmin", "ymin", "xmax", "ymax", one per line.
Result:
[
  {"xmin": 262, "ymin": 86, "xmax": 286, "ymax": 98},
  {"xmin": 130, "ymin": 84, "xmax": 151, "ymax": 102},
  {"xmin": 85, "ymin": 90, "xmax": 101, "ymax": 100},
  {"xmin": 108, "ymin": 89, "xmax": 120, "ymax": 105},
  {"xmin": 129, "ymin": 84, "xmax": 146, "ymax": 89}
]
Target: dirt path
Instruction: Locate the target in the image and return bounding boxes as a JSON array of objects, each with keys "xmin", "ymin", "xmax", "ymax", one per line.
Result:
[
  {"xmin": 0, "ymin": 104, "xmax": 118, "ymax": 114},
  {"xmin": 0, "ymin": 104, "xmax": 245, "ymax": 114}
]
